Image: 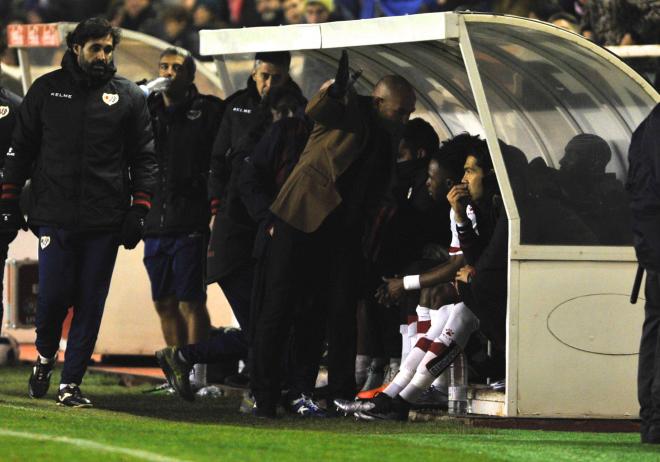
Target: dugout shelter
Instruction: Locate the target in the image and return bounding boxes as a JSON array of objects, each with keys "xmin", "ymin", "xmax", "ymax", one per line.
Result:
[{"xmin": 198, "ymin": 11, "xmax": 659, "ymax": 419}]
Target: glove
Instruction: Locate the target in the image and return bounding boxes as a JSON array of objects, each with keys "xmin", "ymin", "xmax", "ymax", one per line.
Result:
[
  {"xmin": 120, "ymin": 205, "xmax": 148, "ymax": 250},
  {"xmin": 138, "ymin": 77, "xmax": 171, "ymax": 97},
  {"xmin": 328, "ymin": 50, "xmax": 349, "ymax": 99},
  {"xmin": 0, "ymin": 198, "xmax": 27, "ymax": 242}
]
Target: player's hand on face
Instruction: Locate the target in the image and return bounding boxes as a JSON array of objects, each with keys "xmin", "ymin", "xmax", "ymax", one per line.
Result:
[{"xmin": 447, "ymin": 184, "xmax": 470, "ymax": 222}]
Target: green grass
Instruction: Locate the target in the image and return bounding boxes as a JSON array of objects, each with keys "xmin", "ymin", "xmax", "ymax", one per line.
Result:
[{"xmin": 0, "ymin": 365, "xmax": 657, "ymax": 461}]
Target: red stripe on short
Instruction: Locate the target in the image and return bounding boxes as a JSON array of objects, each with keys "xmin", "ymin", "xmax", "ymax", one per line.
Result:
[
  {"xmin": 407, "ymin": 315, "xmax": 418, "ymax": 325},
  {"xmin": 417, "ymin": 320, "xmax": 431, "ymax": 333}
]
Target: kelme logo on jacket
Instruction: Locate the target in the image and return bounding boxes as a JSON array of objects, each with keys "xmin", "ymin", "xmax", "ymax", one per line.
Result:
[
  {"xmin": 0, "ymin": 106, "xmax": 8, "ymax": 119},
  {"xmin": 102, "ymin": 93, "xmax": 119, "ymax": 106}
]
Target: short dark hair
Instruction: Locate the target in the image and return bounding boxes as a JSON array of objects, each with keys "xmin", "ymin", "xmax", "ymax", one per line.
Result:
[
  {"xmin": 66, "ymin": 17, "xmax": 121, "ymax": 50},
  {"xmin": 401, "ymin": 118, "xmax": 439, "ymax": 157},
  {"xmin": 160, "ymin": 47, "xmax": 196, "ymax": 80},
  {"xmin": 254, "ymin": 51, "xmax": 291, "ymax": 70},
  {"xmin": 431, "ymin": 133, "xmax": 484, "ymax": 183}
]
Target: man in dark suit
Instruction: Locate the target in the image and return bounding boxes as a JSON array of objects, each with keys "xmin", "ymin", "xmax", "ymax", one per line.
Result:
[{"xmin": 251, "ymin": 51, "xmax": 416, "ymax": 417}]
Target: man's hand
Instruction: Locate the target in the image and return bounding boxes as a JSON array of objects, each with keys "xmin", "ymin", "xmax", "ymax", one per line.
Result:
[
  {"xmin": 121, "ymin": 205, "xmax": 148, "ymax": 249},
  {"xmin": 455, "ymin": 265, "xmax": 475, "ymax": 284},
  {"xmin": 0, "ymin": 199, "xmax": 27, "ymax": 242},
  {"xmin": 383, "ymin": 276, "xmax": 405, "ymax": 303},
  {"xmin": 447, "ymin": 184, "xmax": 470, "ymax": 224},
  {"xmin": 328, "ymin": 50, "xmax": 349, "ymax": 98}
]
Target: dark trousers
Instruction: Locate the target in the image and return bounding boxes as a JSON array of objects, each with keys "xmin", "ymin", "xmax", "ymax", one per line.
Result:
[
  {"xmin": 639, "ymin": 270, "xmax": 660, "ymax": 437},
  {"xmin": 35, "ymin": 228, "xmax": 118, "ymax": 385},
  {"xmin": 0, "ymin": 241, "xmax": 8, "ymax": 331},
  {"xmin": 179, "ymin": 264, "xmax": 253, "ymax": 364},
  {"xmin": 251, "ymin": 217, "xmax": 359, "ymax": 410}
]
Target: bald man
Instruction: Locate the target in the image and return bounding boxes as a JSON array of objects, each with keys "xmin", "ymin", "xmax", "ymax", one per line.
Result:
[{"xmin": 250, "ymin": 51, "xmax": 416, "ymax": 417}]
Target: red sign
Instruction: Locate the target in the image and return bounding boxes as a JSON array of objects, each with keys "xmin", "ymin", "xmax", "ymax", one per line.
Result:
[{"xmin": 7, "ymin": 23, "xmax": 61, "ymax": 48}]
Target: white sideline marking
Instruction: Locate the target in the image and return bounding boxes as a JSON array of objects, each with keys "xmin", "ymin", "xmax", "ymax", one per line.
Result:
[{"xmin": 0, "ymin": 428, "xmax": 189, "ymax": 462}]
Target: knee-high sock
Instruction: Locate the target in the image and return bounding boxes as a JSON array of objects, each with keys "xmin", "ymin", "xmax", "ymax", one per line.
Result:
[
  {"xmin": 384, "ymin": 305, "xmax": 451, "ymax": 397},
  {"xmin": 407, "ymin": 315, "xmax": 417, "ymax": 354},
  {"xmin": 399, "ymin": 303, "xmax": 479, "ymax": 403},
  {"xmin": 399, "ymin": 324, "xmax": 410, "ymax": 363},
  {"xmin": 415, "ymin": 306, "xmax": 431, "ymax": 343}
]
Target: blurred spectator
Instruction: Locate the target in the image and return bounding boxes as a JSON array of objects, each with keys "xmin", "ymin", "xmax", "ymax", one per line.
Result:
[
  {"xmin": 148, "ymin": 5, "xmax": 199, "ymax": 54},
  {"xmin": 254, "ymin": 0, "xmax": 283, "ymax": 25},
  {"xmin": 192, "ymin": 0, "xmax": 227, "ymax": 29},
  {"xmin": 581, "ymin": 0, "xmax": 660, "ymax": 46},
  {"xmin": 491, "ymin": 0, "xmax": 531, "ymax": 16},
  {"xmin": 283, "ymin": 0, "xmax": 305, "ymax": 24},
  {"xmin": 304, "ymin": 0, "xmax": 332, "ymax": 23},
  {"xmin": 109, "ymin": 0, "xmax": 158, "ymax": 31},
  {"xmin": 548, "ymin": 11, "xmax": 579, "ymax": 33},
  {"xmin": 527, "ymin": 1, "xmax": 562, "ymax": 21}
]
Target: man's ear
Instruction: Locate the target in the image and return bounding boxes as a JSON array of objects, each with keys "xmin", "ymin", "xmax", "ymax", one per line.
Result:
[{"xmin": 72, "ymin": 44, "xmax": 81, "ymax": 56}]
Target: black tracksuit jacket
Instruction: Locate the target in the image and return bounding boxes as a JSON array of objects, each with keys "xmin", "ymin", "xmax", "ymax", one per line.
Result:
[
  {"xmin": 3, "ymin": 51, "xmax": 157, "ymax": 232},
  {"xmin": 144, "ymin": 86, "xmax": 224, "ymax": 236}
]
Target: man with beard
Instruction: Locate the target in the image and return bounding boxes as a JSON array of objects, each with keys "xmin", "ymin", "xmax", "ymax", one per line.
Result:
[
  {"xmin": 206, "ymin": 51, "xmax": 302, "ymax": 365},
  {"xmin": 0, "ymin": 34, "xmax": 22, "ymax": 331},
  {"xmin": 143, "ymin": 48, "xmax": 224, "ymax": 392},
  {"xmin": 250, "ymin": 51, "xmax": 416, "ymax": 417},
  {"xmin": 0, "ymin": 18, "xmax": 157, "ymax": 407}
]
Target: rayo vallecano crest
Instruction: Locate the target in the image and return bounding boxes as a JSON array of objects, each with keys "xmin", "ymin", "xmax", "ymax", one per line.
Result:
[
  {"xmin": 0, "ymin": 106, "xmax": 9, "ymax": 119},
  {"xmin": 40, "ymin": 236, "xmax": 51, "ymax": 250},
  {"xmin": 102, "ymin": 93, "xmax": 119, "ymax": 106}
]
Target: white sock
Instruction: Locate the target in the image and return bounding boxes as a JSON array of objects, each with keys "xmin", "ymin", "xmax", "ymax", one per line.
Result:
[
  {"xmin": 190, "ymin": 363, "xmax": 207, "ymax": 388},
  {"xmin": 438, "ymin": 302, "xmax": 480, "ymax": 348},
  {"xmin": 355, "ymin": 354, "xmax": 371, "ymax": 385},
  {"xmin": 399, "ymin": 324, "xmax": 410, "ymax": 362},
  {"xmin": 415, "ymin": 306, "xmax": 431, "ymax": 342},
  {"xmin": 39, "ymin": 354, "xmax": 56, "ymax": 364},
  {"xmin": 399, "ymin": 349, "xmax": 441, "ymax": 403},
  {"xmin": 407, "ymin": 316, "xmax": 417, "ymax": 353}
]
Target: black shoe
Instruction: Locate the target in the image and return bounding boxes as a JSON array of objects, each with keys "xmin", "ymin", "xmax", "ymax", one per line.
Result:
[
  {"xmin": 156, "ymin": 347, "xmax": 194, "ymax": 402},
  {"xmin": 356, "ymin": 395, "xmax": 410, "ymax": 421},
  {"xmin": 56, "ymin": 384, "xmax": 92, "ymax": 408},
  {"xmin": 28, "ymin": 358, "xmax": 55, "ymax": 398}
]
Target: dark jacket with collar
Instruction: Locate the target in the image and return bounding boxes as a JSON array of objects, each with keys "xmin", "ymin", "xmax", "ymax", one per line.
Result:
[
  {"xmin": 0, "ymin": 86, "xmax": 22, "ymax": 173},
  {"xmin": 144, "ymin": 86, "xmax": 224, "ymax": 236},
  {"xmin": 3, "ymin": 50, "xmax": 157, "ymax": 232},
  {"xmin": 206, "ymin": 77, "xmax": 304, "ymax": 282}
]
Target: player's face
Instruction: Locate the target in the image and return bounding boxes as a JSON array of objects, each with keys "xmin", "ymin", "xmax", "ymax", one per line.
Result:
[
  {"xmin": 462, "ymin": 155, "xmax": 485, "ymax": 202},
  {"xmin": 252, "ymin": 62, "xmax": 288, "ymax": 98},
  {"xmin": 426, "ymin": 159, "xmax": 453, "ymax": 202},
  {"xmin": 159, "ymin": 54, "xmax": 185, "ymax": 80},
  {"xmin": 74, "ymin": 35, "xmax": 114, "ymax": 78}
]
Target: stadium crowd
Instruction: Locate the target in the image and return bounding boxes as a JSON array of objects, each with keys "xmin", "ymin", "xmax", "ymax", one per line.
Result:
[{"xmin": 0, "ymin": 0, "xmax": 659, "ymax": 437}]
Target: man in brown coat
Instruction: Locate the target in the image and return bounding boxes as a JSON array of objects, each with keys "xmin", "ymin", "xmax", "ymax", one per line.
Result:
[{"xmin": 251, "ymin": 51, "xmax": 416, "ymax": 417}]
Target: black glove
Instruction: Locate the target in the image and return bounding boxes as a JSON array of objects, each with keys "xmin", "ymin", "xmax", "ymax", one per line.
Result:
[
  {"xmin": 120, "ymin": 205, "xmax": 148, "ymax": 250},
  {"xmin": 0, "ymin": 199, "xmax": 27, "ymax": 241},
  {"xmin": 328, "ymin": 50, "xmax": 349, "ymax": 99}
]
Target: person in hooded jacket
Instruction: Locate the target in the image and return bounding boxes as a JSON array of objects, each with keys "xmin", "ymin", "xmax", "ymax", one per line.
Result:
[
  {"xmin": 144, "ymin": 47, "xmax": 225, "ymax": 392},
  {"xmin": 0, "ymin": 34, "xmax": 22, "ymax": 331},
  {"xmin": 206, "ymin": 51, "xmax": 302, "ymax": 342},
  {"xmin": 0, "ymin": 17, "xmax": 157, "ymax": 408}
]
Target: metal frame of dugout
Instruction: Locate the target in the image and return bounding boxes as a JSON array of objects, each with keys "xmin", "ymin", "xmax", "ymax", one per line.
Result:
[{"xmin": 199, "ymin": 12, "xmax": 660, "ymax": 419}]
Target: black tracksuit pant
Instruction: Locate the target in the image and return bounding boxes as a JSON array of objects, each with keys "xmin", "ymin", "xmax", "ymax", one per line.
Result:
[
  {"xmin": 252, "ymin": 215, "xmax": 360, "ymax": 411},
  {"xmin": 35, "ymin": 228, "xmax": 118, "ymax": 385},
  {"xmin": 639, "ymin": 270, "xmax": 660, "ymax": 439}
]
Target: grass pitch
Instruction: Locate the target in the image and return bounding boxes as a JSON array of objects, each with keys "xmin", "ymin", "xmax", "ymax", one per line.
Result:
[{"xmin": 0, "ymin": 365, "xmax": 657, "ymax": 462}]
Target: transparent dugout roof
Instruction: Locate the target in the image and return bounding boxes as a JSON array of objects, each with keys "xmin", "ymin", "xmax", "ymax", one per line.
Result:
[{"xmin": 465, "ymin": 18, "xmax": 657, "ymax": 246}]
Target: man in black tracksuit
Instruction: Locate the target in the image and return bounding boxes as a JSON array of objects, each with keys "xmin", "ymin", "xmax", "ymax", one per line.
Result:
[
  {"xmin": 143, "ymin": 48, "xmax": 224, "ymax": 391},
  {"xmin": 0, "ymin": 18, "xmax": 157, "ymax": 407},
  {"xmin": 206, "ymin": 51, "xmax": 302, "ymax": 340},
  {"xmin": 627, "ymin": 103, "xmax": 660, "ymax": 444},
  {"xmin": 0, "ymin": 40, "xmax": 22, "ymax": 330}
]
